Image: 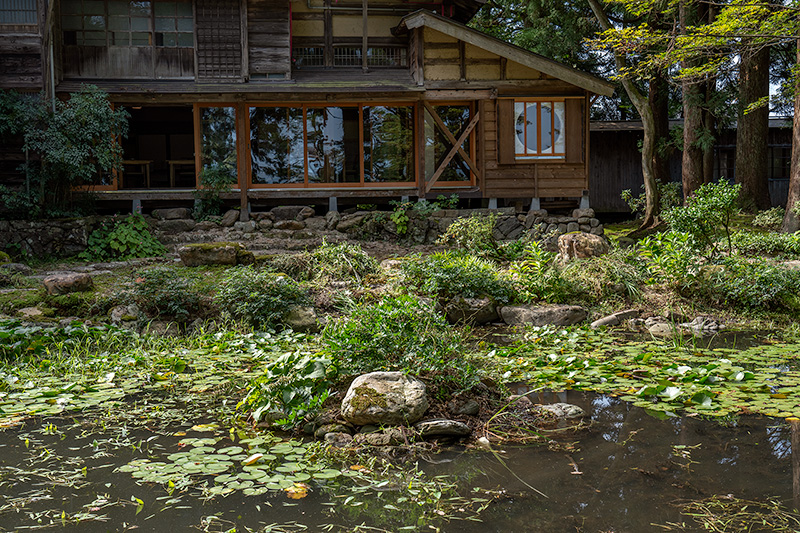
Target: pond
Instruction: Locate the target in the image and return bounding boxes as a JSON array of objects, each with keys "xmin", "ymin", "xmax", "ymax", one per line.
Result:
[{"xmin": 2, "ymin": 388, "xmax": 798, "ymax": 532}]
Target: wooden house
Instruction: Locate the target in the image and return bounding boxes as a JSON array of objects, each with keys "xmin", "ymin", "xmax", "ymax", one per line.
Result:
[{"xmin": 0, "ymin": 0, "xmax": 614, "ymax": 216}]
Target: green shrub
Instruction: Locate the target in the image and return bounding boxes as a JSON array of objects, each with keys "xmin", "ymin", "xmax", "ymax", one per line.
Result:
[
  {"xmin": 215, "ymin": 266, "xmax": 307, "ymax": 329},
  {"xmin": 79, "ymin": 214, "xmax": 166, "ymax": 262},
  {"xmin": 239, "ymin": 351, "xmax": 331, "ymax": 428},
  {"xmin": 730, "ymin": 231, "xmax": 800, "ymax": 258},
  {"xmin": 310, "ymin": 241, "xmax": 380, "ymax": 281},
  {"xmin": 438, "ymin": 214, "xmax": 528, "ymax": 261},
  {"xmin": 563, "ymin": 248, "xmax": 647, "ymax": 301},
  {"xmin": 322, "ymin": 295, "xmax": 475, "ymax": 392},
  {"xmin": 132, "ymin": 267, "xmax": 203, "ymax": 321},
  {"xmin": 698, "ymin": 257, "xmax": 800, "ymax": 310},
  {"xmin": 637, "ymin": 231, "xmax": 698, "ymax": 287},
  {"xmin": 621, "ymin": 181, "xmax": 681, "ymax": 219},
  {"xmin": 752, "ymin": 207, "xmax": 785, "ymax": 229},
  {"xmin": 663, "ymin": 180, "xmax": 740, "ymax": 257},
  {"xmin": 193, "ymin": 166, "xmax": 236, "ymax": 220},
  {"xmin": 400, "ymin": 251, "xmax": 516, "ymax": 303},
  {"xmin": 510, "ymin": 244, "xmax": 575, "ymax": 303}
]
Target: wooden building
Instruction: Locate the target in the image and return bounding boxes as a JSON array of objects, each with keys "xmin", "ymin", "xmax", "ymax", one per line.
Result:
[{"xmin": 0, "ymin": 0, "xmax": 614, "ymax": 215}]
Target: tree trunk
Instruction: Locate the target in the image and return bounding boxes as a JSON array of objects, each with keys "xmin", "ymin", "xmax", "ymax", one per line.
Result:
[
  {"xmin": 736, "ymin": 46, "xmax": 772, "ymax": 211},
  {"xmin": 649, "ymin": 69, "xmax": 672, "ymax": 185},
  {"xmin": 680, "ymin": 0, "xmax": 704, "ymax": 200},
  {"xmin": 702, "ymin": 80, "xmax": 716, "ymax": 184},
  {"xmin": 782, "ymin": 40, "xmax": 800, "ymax": 232},
  {"xmin": 587, "ymin": 0, "xmax": 660, "ymax": 228}
]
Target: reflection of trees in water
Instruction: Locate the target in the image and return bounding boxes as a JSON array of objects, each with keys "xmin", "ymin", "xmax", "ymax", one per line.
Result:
[
  {"xmin": 307, "ymin": 107, "xmax": 355, "ymax": 183},
  {"xmin": 201, "ymin": 107, "xmax": 237, "ymax": 180},
  {"xmin": 249, "ymin": 107, "xmax": 304, "ymax": 184},
  {"xmin": 427, "ymin": 105, "xmax": 471, "ymax": 182},
  {"xmin": 364, "ymin": 106, "xmax": 413, "ymax": 183}
]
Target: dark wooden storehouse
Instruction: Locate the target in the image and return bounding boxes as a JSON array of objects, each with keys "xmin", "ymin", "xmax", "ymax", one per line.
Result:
[{"xmin": 0, "ymin": 0, "xmax": 614, "ymax": 215}]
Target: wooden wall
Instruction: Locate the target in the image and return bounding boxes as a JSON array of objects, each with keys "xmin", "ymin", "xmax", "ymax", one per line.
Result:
[
  {"xmin": 248, "ymin": 0, "xmax": 290, "ymax": 77},
  {"xmin": 0, "ymin": 30, "xmax": 43, "ymax": 89}
]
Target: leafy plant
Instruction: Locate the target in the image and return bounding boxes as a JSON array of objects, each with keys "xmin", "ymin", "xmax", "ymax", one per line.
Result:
[
  {"xmin": 239, "ymin": 351, "xmax": 331, "ymax": 428},
  {"xmin": 322, "ymin": 295, "xmax": 476, "ymax": 392},
  {"xmin": 663, "ymin": 180, "xmax": 741, "ymax": 258},
  {"xmin": 731, "ymin": 230, "xmax": 800, "ymax": 257},
  {"xmin": 438, "ymin": 214, "xmax": 499, "ymax": 257},
  {"xmin": 131, "ymin": 267, "xmax": 203, "ymax": 322},
  {"xmin": 310, "ymin": 240, "xmax": 380, "ymax": 281},
  {"xmin": 79, "ymin": 214, "xmax": 166, "ymax": 261},
  {"xmin": 752, "ymin": 207, "xmax": 785, "ymax": 229},
  {"xmin": 621, "ymin": 181, "xmax": 682, "ymax": 219},
  {"xmin": 510, "ymin": 243, "xmax": 575, "ymax": 303},
  {"xmin": 637, "ymin": 231, "xmax": 697, "ymax": 287},
  {"xmin": 563, "ymin": 248, "xmax": 646, "ymax": 301},
  {"xmin": 193, "ymin": 165, "xmax": 236, "ymax": 220},
  {"xmin": 389, "ymin": 200, "xmax": 413, "ymax": 235},
  {"xmin": 400, "ymin": 251, "xmax": 517, "ymax": 304},
  {"xmin": 215, "ymin": 267, "xmax": 307, "ymax": 329},
  {"xmin": 698, "ymin": 256, "xmax": 800, "ymax": 310}
]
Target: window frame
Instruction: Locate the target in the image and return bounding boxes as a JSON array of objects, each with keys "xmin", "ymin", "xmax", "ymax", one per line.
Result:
[
  {"xmin": 423, "ymin": 101, "xmax": 476, "ymax": 187},
  {"xmin": 0, "ymin": 0, "xmax": 38, "ymax": 26},
  {"xmin": 513, "ymin": 97, "xmax": 567, "ymax": 160}
]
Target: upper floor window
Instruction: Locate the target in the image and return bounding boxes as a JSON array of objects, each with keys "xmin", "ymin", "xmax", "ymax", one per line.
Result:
[
  {"xmin": 514, "ymin": 99, "xmax": 565, "ymax": 159},
  {"xmin": 62, "ymin": 0, "xmax": 193, "ymax": 47},
  {"xmin": 0, "ymin": 0, "xmax": 37, "ymax": 24}
]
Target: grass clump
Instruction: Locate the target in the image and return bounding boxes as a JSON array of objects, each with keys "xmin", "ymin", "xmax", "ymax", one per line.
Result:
[
  {"xmin": 437, "ymin": 214, "xmax": 527, "ymax": 261},
  {"xmin": 563, "ymin": 248, "xmax": 647, "ymax": 303},
  {"xmin": 265, "ymin": 240, "xmax": 380, "ymax": 283},
  {"xmin": 510, "ymin": 244, "xmax": 575, "ymax": 303},
  {"xmin": 131, "ymin": 267, "xmax": 204, "ymax": 322},
  {"xmin": 400, "ymin": 251, "xmax": 516, "ymax": 304},
  {"xmin": 322, "ymin": 295, "xmax": 476, "ymax": 393},
  {"xmin": 215, "ymin": 266, "xmax": 307, "ymax": 329}
]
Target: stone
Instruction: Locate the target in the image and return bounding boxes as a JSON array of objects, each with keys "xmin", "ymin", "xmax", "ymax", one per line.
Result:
[
  {"xmin": 152, "ymin": 208, "xmax": 192, "ymax": 220},
  {"xmin": 17, "ymin": 306, "xmax": 43, "ymax": 318},
  {"xmin": 220, "ymin": 209, "xmax": 239, "ymax": 227},
  {"xmin": 589, "ymin": 218, "xmax": 600, "ymax": 227},
  {"xmin": 680, "ymin": 316, "xmax": 725, "ymax": 334},
  {"xmin": 194, "ymin": 220, "xmax": 219, "ymax": 231},
  {"xmin": 499, "ymin": 305, "xmax": 587, "ymax": 327},
  {"xmin": 298, "ymin": 206, "xmax": 316, "ymax": 220},
  {"xmin": 257, "ymin": 219, "xmax": 274, "ymax": 231},
  {"xmin": 42, "ymin": 272, "xmax": 93, "ymax": 295},
  {"xmin": 110, "ymin": 304, "xmax": 139, "ymax": 323},
  {"xmin": 537, "ymin": 403, "xmax": 585, "ymax": 419},
  {"xmin": 274, "ymin": 220, "xmax": 305, "ymax": 231},
  {"xmin": 648, "ymin": 322, "xmax": 674, "ymax": 337},
  {"xmin": 303, "ymin": 217, "xmax": 327, "ymax": 231},
  {"xmin": 558, "ymin": 223, "xmax": 568, "ymax": 233},
  {"xmin": 336, "ymin": 214, "xmax": 366, "ymax": 232},
  {"xmin": 443, "ymin": 296, "xmax": 499, "ymax": 325},
  {"xmin": 359, "ymin": 427, "xmax": 405, "ymax": 446},
  {"xmin": 566, "ymin": 222, "xmax": 580, "ymax": 233},
  {"xmin": 577, "ymin": 217, "xmax": 592, "ymax": 225},
  {"xmin": 508, "ymin": 394, "xmax": 534, "ymax": 407},
  {"xmin": 447, "ymin": 398, "xmax": 480, "ymax": 416},
  {"xmin": 0, "ymin": 263, "xmax": 33, "ymax": 275},
  {"xmin": 146, "ymin": 321, "xmax": 181, "ymax": 337},
  {"xmin": 414, "ymin": 419, "xmax": 472, "ymax": 438},
  {"xmin": 557, "ymin": 232, "xmax": 609, "ymax": 262},
  {"xmin": 341, "ymin": 372, "xmax": 429, "ymax": 426},
  {"xmin": 572, "ymin": 208, "xmax": 595, "ymax": 219},
  {"xmin": 590, "ymin": 226, "xmax": 605, "ymax": 236},
  {"xmin": 783, "ymin": 260, "xmax": 800, "ymax": 270},
  {"xmin": 315, "ymin": 424, "xmax": 351, "ymax": 440},
  {"xmin": 0, "ymin": 273, "xmax": 11, "ymax": 287},
  {"xmin": 0, "ymin": 251, "xmax": 10, "ymax": 263},
  {"xmin": 494, "ymin": 216, "xmax": 522, "ymax": 238},
  {"xmin": 157, "ymin": 219, "xmax": 196, "ymax": 234},
  {"xmin": 271, "ymin": 205, "xmax": 307, "ymax": 221},
  {"xmin": 380, "ymin": 259, "xmax": 404, "ymax": 271},
  {"xmin": 284, "ymin": 306, "xmax": 319, "ymax": 333},
  {"xmin": 324, "ymin": 432, "xmax": 353, "ymax": 448},
  {"xmin": 579, "ymin": 224, "xmax": 591, "ymax": 233},
  {"xmin": 325, "ymin": 210, "xmax": 341, "ymax": 230},
  {"xmin": 292, "ymin": 230, "xmax": 316, "ymax": 240},
  {"xmin": 178, "ymin": 242, "xmax": 249, "ymax": 267},
  {"xmin": 590, "ymin": 309, "xmax": 639, "ymax": 329},
  {"xmin": 233, "ymin": 220, "xmax": 257, "ymax": 233}
]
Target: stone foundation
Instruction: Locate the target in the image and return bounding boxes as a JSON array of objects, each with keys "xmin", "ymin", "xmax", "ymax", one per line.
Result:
[{"xmin": 0, "ymin": 207, "xmax": 604, "ymax": 257}]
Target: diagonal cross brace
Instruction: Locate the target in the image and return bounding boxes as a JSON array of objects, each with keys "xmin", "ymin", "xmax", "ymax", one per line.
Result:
[{"xmin": 423, "ymin": 102, "xmax": 481, "ymax": 193}]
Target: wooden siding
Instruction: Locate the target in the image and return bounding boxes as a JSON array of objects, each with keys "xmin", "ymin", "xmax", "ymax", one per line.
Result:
[
  {"xmin": 248, "ymin": 0, "xmax": 291, "ymax": 76},
  {"xmin": 0, "ymin": 32, "xmax": 42, "ymax": 88},
  {"xmin": 195, "ymin": 0, "xmax": 244, "ymax": 80}
]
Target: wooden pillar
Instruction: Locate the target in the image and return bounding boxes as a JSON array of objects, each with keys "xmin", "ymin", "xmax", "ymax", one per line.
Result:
[
  {"xmin": 417, "ymin": 99, "xmax": 426, "ymax": 198},
  {"xmin": 237, "ymin": 103, "xmax": 249, "ymax": 220},
  {"xmin": 362, "ymin": 0, "xmax": 368, "ymax": 73}
]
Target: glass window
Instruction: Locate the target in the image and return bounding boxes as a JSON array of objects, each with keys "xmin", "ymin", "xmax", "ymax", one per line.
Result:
[
  {"xmin": 306, "ymin": 107, "xmax": 360, "ymax": 184},
  {"xmin": 0, "ymin": 0, "xmax": 37, "ymax": 24},
  {"xmin": 425, "ymin": 104, "xmax": 472, "ymax": 183},
  {"xmin": 249, "ymin": 107, "xmax": 305, "ymax": 185},
  {"xmin": 363, "ymin": 105, "xmax": 414, "ymax": 183},
  {"xmin": 514, "ymin": 100, "xmax": 565, "ymax": 158},
  {"xmin": 200, "ymin": 107, "xmax": 238, "ymax": 185}
]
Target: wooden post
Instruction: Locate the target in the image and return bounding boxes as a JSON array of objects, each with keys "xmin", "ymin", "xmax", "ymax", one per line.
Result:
[
  {"xmin": 324, "ymin": 0, "xmax": 333, "ymax": 68},
  {"xmin": 237, "ymin": 103, "xmax": 249, "ymax": 220},
  {"xmin": 417, "ymin": 100, "xmax": 426, "ymax": 197},
  {"xmin": 362, "ymin": 0, "xmax": 368, "ymax": 73}
]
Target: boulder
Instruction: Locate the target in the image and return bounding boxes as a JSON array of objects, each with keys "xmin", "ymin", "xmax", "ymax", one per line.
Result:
[
  {"xmin": 336, "ymin": 213, "xmax": 366, "ymax": 232},
  {"xmin": 274, "ymin": 220, "xmax": 305, "ymax": 231},
  {"xmin": 178, "ymin": 242, "xmax": 250, "ymax": 267},
  {"xmin": 17, "ymin": 306, "xmax": 43, "ymax": 319},
  {"xmin": 414, "ymin": 419, "xmax": 472, "ymax": 438},
  {"xmin": 325, "ymin": 211, "xmax": 341, "ymax": 230},
  {"xmin": 271, "ymin": 205, "xmax": 312, "ymax": 221},
  {"xmin": 590, "ymin": 309, "xmax": 639, "ymax": 329},
  {"xmin": 233, "ymin": 220, "xmax": 257, "ymax": 233},
  {"xmin": 647, "ymin": 322, "xmax": 674, "ymax": 337},
  {"xmin": 443, "ymin": 296, "xmax": 499, "ymax": 325},
  {"xmin": 680, "ymin": 316, "xmax": 725, "ymax": 334},
  {"xmin": 499, "ymin": 304, "xmax": 586, "ymax": 327},
  {"xmin": 284, "ymin": 306, "xmax": 319, "ymax": 333},
  {"xmin": 537, "ymin": 403, "xmax": 586, "ymax": 419},
  {"xmin": 358, "ymin": 427, "xmax": 405, "ymax": 446},
  {"xmin": 341, "ymin": 372, "xmax": 429, "ymax": 426},
  {"xmin": 303, "ymin": 217, "xmax": 327, "ymax": 231},
  {"xmin": 324, "ymin": 432, "xmax": 353, "ymax": 448},
  {"xmin": 42, "ymin": 272, "xmax": 93, "ymax": 295},
  {"xmin": 152, "ymin": 208, "xmax": 192, "ymax": 220},
  {"xmin": 557, "ymin": 232, "xmax": 609, "ymax": 262},
  {"xmin": 110, "ymin": 304, "xmax": 139, "ymax": 323},
  {"xmin": 0, "ymin": 263, "xmax": 33, "ymax": 275},
  {"xmin": 156, "ymin": 219, "xmax": 196, "ymax": 234},
  {"xmin": 314, "ymin": 424, "xmax": 352, "ymax": 440},
  {"xmin": 220, "ymin": 209, "xmax": 240, "ymax": 227}
]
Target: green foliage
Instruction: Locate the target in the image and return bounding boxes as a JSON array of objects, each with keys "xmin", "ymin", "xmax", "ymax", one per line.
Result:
[
  {"xmin": 322, "ymin": 295, "xmax": 475, "ymax": 391},
  {"xmin": 664, "ymin": 181, "xmax": 740, "ymax": 257},
  {"xmin": 132, "ymin": 268, "xmax": 203, "ymax": 322},
  {"xmin": 215, "ymin": 267, "xmax": 307, "ymax": 329},
  {"xmin": 239, "ymin": 351, "xmax": 330, "ymax": 428},
  {"xmin": 621, "ymin": 182, "xmax": 682, "ymax": 219},
  {"xmin": 697, "ymin": 257, "xmax": 800, "ymax": 311},
  {"xmin": 731, "ymin": 231, "xmax": 800, "ymax": 258},
  {"xmin": 438, "ymin": 214, "xmax": 498, "ymax": 256},
  {"xmin": 563, "ymin": 248, "xmax": 647, "ymax": 301},
  {"xmin": 400, "ymin": 251, "xmax": 516, "ymax": 303},
  {"xmin": 193, "ymin": 166, "xmax": 236, "ymax": 220},
  {"xmin": 752, "ymin": 207, "xmax": 786, "ymax": 229},
  {"xmin": 0, "ymin": 319, "xmax": 126, "ymax": 360},
  {"xmin": 309, "ymin": 241, "xmax": 380, "ymax": 281},
  {"xmin": 0, "ymin": 86, "xmax": 129, "ymax": 218},
  {"xmin": 510, "ymin": 244, "xmax": 575, "ymax": 303},
  {"xmin": 389, "ymin": 195, "xmax": 459, "ymax": 236},
  {"xmin": 79, "ymin": 214, "xmax": 166, "ymax": 262},
  {"xmin": 637, "ymin": 231, "xmax": 697, "ymax": 287}
]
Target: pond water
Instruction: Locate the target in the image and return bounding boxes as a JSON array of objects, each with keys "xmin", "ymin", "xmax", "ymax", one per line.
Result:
[{"xmin": 1, "ymin": 389, "xmax": 797, "ymax": 532}]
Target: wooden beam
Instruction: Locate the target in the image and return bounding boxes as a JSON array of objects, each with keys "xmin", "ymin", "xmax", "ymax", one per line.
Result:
[
  {"xmin": 362, "ymin": 0, "xmax": 368, "ymax": 73},
  {"xmin": 425, "ymin": 110, "xmax": 480, "ymax": 193},
  {"xmin": 324, "ymin": 0, "xmax": 333, "ymax": 67},
  {"xmin": 422, "ymin": 102, "xmax": 482, "ymax": 183},
  {"xmin": 459, "ymin": 40, "xmax": 466, "ymax": 81}
]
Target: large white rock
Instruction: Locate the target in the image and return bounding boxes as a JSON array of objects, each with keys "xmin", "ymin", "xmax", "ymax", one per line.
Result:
[
  {"xmin": 341, "ymin": 372, "xmax": 429, "ymax": 426},
  {"xmin": 499, "ymin": 304, "xmax": 586, "ymax": 326}
]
